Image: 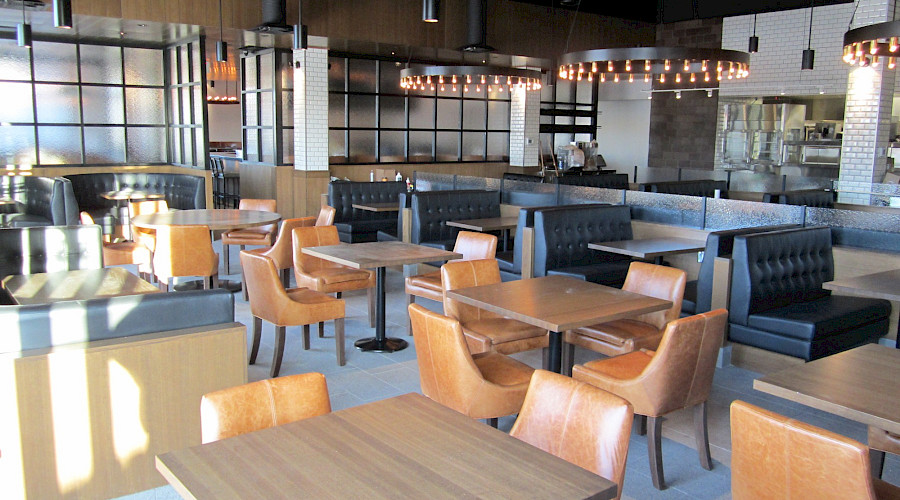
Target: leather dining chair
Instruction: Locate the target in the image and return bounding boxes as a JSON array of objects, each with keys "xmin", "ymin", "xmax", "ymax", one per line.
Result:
[
  {"xmin": 129, "ymin": 199, "xmax": 168, "ymax": 278},
  {"xmin": 572, "ymin": 309, "xmax": 727, "ymax": 490},
  {"xmin": 563, "ymin": 261, "xmax": 686, "ymax": 375},
  {"xmin": 408, "ymin": 303, "xmax": 534, "ymax": 427},
  {"xmin": 869, "ymin": 427, "xmax": 900, "ymax": 479},
  {"xmin": 80, "ymin": 211, "xmax": 151, "ymax": 279},
  {"xmin": 152, "ymin": 224, "xmax": 219, "ymax": 291},
  {"xmin": 405, "ymin": 231, "xmax": 497, "ymax": 334},
  {"xmin": 293, "ymin": 225, "xmax": 375, "ymax": 328},
  {"xmin": 730, "ymin": 400, "xmax": 900, "ymax": 499},
  {"xmin": 200, "ymin": 372, "xmax": 331, "ymax": 443},
  {"xmin": 303, "ymin": 205, "xmax": 336, "ymax": 227},
  {"xmin": 441, "ymin": 259, "xmax": 548, "ymax": 356},
  {"xmin": 510, "ymin": 370, "xmax": 634, "ymax": 500},
  {"xmin": 241, "ymin": 251, "xmax": 346, "ymax": 375},
  {"xmin": 222, "ymin": 198, "xmax": 278, "ymax": 275},
  {"xmin": 244, "ymin": 218, "xmax": 311, "ymax": 289}
]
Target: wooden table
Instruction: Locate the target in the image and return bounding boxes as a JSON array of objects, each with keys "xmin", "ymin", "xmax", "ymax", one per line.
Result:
[
  {"xmin": 156, "ymin": 393, "xmax": 616, "ymax": 500},
  {"xmin": 352, "ymin": 202, "xmax": 400, "ymax": 212},
  {"xmin": 101, "ymin": 190, "xmax": 166, "ymax": 239},
  {"xmin": 588, "ymin": 237, "xmax": 706, "ymax": 265},
  {"xmin": 754, "ymin": 344, "xmax": 900, "ymax": 435},
  {"xmin": 447, "ymin": 216, "xmax": 518, "ymax": 251},
  {"xmin": 302, "ymin": 241, "xmax": 460, "ymax": 352},
  {"xmin": 2, "ymin": 267, "xmax": 160, "ymax": 305},
  {"xmin": 446, "ymin": 275, "xmax": 672, "ymax": 373}
]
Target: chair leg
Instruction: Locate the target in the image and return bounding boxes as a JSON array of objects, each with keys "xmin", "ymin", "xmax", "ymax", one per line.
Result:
[
  {"xmin": 407, "ymin": 294, "xmax": 415, "ymax": 336},
  {"xmin": 336, "ymin": 292, "xmax": 342, "ymax": 299},
  {"xmin": 223, "ymin": 244, "xmax": 231, "ymax": 275},
  {"xmin": 335, "ymin": 317, "xmax": 345, "ymax": 366},
  {"xmin": 158, "ymin": 279, "xmax": 168, "ymax": 292},
  {"xmin": 211, "ymin": 274, "xmax": 219, "ymax": 289},
  {"xmin": 871, "ymin": 449, "xmax": 886, "ymax": 478},
  {"xmin": 281, "ymin": 268, "xmax": 290, "ymax": 288},
  {"xmin": 318, "ymin": 321, "xmax": 325, "ymax": 338},
  {"xmin": 694, "ymin": 401, "xmax": 713, "ymax": 471},
  {"xmin": 636, "ymin": 415, "xmax": 648, "ymax": 436},
  {"xmin": 487, "ymin": 418, "xmax": 498, "ymax": 428},
  {"xmin": 367, "ymin": 287, "xmax": 375, "ymax": 328},
  {"xmin": 561, "ymin": 340, "xmax": 575, "ymax": 376},
  {"xmin": 241, "ymin": 267, "xmax": 249, "ymax": 301},
  {"xmin": 270, "ymin": 326, "xmax": 286, "ymax": 378},
  {"xmin": 249, "ymin": 316, "xmax": 262, "ymax": 364},
  {"xmin": 647, "ymin": 415, "xmax": 666, "ymax": 490},
  {"xmin": 302, "ymin": 324, "xmax": 311, "ymax": 350}
]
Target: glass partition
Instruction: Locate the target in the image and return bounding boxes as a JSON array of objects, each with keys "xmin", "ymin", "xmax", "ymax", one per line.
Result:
[
  {"xmin": 241, "ymin": 48, "xmax": 292, "ymax": 165},
  {"xmin": 624, "ymin": 190, "xmax": 705, "ymax": 227},
  {"xmin": 166, "ymin": 38, "xmax": 207, "ymax": 168},
  {"xmin": 559, "ymin": 185, "xmax": 624, "ymax": 205},
  {"xmin": 704, "ymin": 198, "xmax": 803, "ymax": 230},
  {"xmin": 806, "ymin": 207, "xmax": 900, "ymax": 252}
]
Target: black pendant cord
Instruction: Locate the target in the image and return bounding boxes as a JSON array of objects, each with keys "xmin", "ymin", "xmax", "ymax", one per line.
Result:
[
  {"xmin": 752, "ymin": 14, "xmax": 757, "ymax": 37},
  {"xmin": 808, "ymin": 0, "xmax": 814, "ymax": 50},
  {"xmin": 219, "ymin": 0, "xmax": 224, "ymax": 46}
]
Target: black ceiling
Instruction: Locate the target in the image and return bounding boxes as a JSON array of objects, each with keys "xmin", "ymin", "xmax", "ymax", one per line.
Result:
[{"xmin": 511, "ymin": 0, "xmax": 855, "ymax": 24}]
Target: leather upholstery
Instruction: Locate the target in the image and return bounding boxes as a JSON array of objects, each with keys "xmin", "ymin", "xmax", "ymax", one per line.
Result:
[
  {"xmin": 200, "ymin": 372, "xmax": 331, "ymax": 443},
  {"xmin": 375, "ymin": 193, "xmax": 410, "ymax": 242},
  {"xmin": 556, "ymin": 173, "xmax": 629, "ymax": 189},
  {"xmin": 246, "ymin": 218, "xmax": 312, "ymax": 273},
  {"xmin": 129, "ymin": 200, "xmax": 168, "ymax": 254},
  {"xmin": 408, "ymin": 303, "xmax": 534, "ymax": 420},
  {"xmin": 763, "ymin": 189, "xmax": 835, "ymax": 208},
  {"xmin": 152, "ymin": 224, "xmax": 218, "ymax": 284},
  {"xmin": 496, "ymin": 205, "xmax": 557, "ymax": 278},
  {"xmin": 409, "ymin": 189, "xmax": 502, "ymax": 248},
  {"xmin": 510, "ymin": 370, "xmax": 634, "ymax": 500},
  {"xmin": 642, "ymin": 180, "xmax": 728, "ymax": 198},
  {"xmin": 222, "ymin": 198, "xmax": 278, "ymax": 246},
  {"xmin": 315, "ymin": 205, "xmax": 336, "ymax": 226},
  {"xmin": 0, "ymin": 225, "xmax": 103, "ymax": 281},
  {"xmin": 533, "ymin": 204, "xmax": 632, "ymax": 286},
  {"xmin": 565, "ymin": 262, "xmax": 686, "ymax": 359},
  {"xmin": 328, "ymin": 181, "xmax": 405, "ymax": 243},
  {"xmin": 80, "ymin": 212, "xmax": 150, "ymax": 267},
  {"xmin": 730, "ymin": 400, "xmax": 900, "ymax": 500},
  {"xmin": 6, "ymin": 176, "xmax": 80, "ymax": 227},
  {"xmin": 292, "ymin": 225, "xmax": 376, "ymax": 294},
  {"xmin": 405, "ymin": 231, "xmax": 497, "ymax": 302},
  {"xmin": 66, "ymin": 172, "xmax": 205, "ymax": 211},
  {"xmin": 441, "ymin": 259, "xmax": 548, "ymax": 355}
]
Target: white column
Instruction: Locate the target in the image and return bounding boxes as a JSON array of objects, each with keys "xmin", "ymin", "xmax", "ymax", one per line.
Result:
[
  {"xmin": 293, "ymin": 48, "xmax": 329, "ymax": 172},
  {"xmin": 509, "ymin": 86, "xmax": 540, "ymax": 167}
]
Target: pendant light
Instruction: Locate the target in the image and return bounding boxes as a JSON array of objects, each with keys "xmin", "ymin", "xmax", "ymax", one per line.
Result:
[
  {"xmin": 53, "ymin": 0, "xmax": 73, "ymax": 29},
  {"xmin": 293, "ymin": 0, "xmax": 307, "ymax": 50},
  {"xmin": 16, "ymin": 0, "xmax": 31, "ymax": 48},
  {"xmin": 400, "ymin": 65, "xmax": 542, "ymax": 93},
  {"xmin": 557, "ymin": 47, "xmax": 749, "ymax": 84},
  {"xmin": 802, "ymin": 0, "xmax": 815, "ymax": 70},
  {"xmin": 216, "ymin": 0, "xmax": 227, "ymax": 62},
  {"xmin": 842, "ymin": 20, "xmax": 900, "ymax": 69},
  {"xmin": 423, "ymin": 0, "xmax": 440, "ymax": 22},
  {"xmin": 748, "ymin": 14, "xmax": 759, "ymax": 53}
]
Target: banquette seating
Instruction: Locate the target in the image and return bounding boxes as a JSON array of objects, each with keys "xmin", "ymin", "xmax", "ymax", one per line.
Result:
[
  {"xmin": 407, "ymin": 189, "xmax": 502, "ymax": 250},
  {"xmin": 1, "ymin": 176, "xmax": 80, "ymax": 228},
  {"xmin": 328, "ymin": 180, "xmax": 406, "ymax": 243},
  {"xmin": 0, "ymin": 224, "xmax": 103, "ymax": 285},
  {"xmin": 640, "ymin": 179, "xmax": 728, "ymax": 198},
  {"xmin": 762, "ymin": 189, "xmax": 836, "ymax": 208},
  {"xmin": 728, "ymin": 226, "xmax": 890, "ymax": 360},
  {"xmin": 496, "ymin": 205, "xmax": 556, "ymax": 281}
]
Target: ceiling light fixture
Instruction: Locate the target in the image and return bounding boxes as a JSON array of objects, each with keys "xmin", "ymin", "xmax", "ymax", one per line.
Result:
[
  {"xmin": 801, "ymin": 0, "xmax": 815, "ymax": 70},
  {"xmin": 748, "ymin": 14, "xmax": 759, "ymax": 53},
  {"xmin": 216, "ymin": 0, "xmax": 227, "ymax": 62},
  {"xmin": 16, "ymin": 0, "xmax": 31, "ymax": 48},
  {"xmin": 423, "ymin": 0, "xmax": 440, "ymax": 23},
  {"xmin": 293, "ymin": 0, "xmax": 307, "ymax": 49},
  {"xmin": 400, "ymin": 65, "xmax": 542, "ymax": 93},
  {"xmin": 558, "ymin": 47, "xmax": 749, "ymax": 84},
  {"xmin": 842, "ymin": 20, "xmax": 900, "ymax": 68},
  {"xmin": 53, "ymin": 0, "xmax": 72, "ymax": 29}
]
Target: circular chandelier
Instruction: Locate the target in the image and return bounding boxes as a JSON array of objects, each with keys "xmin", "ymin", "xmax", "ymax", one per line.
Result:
[
  {"xmin": 842, "ymin": 20, "xmax": 900, "ymax": 68},
  {"xmin": 557, "ymin": 47, "xmax": 750, "ymax": 84},
  {"xmin": 400, "ymin": 65, "xmax": 543, "ymax": 93}
]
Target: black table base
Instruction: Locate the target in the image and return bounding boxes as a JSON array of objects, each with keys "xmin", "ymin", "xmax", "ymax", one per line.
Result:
[
  {"xmin": 354, "ymin": 337, "xmax": 409, "ymax": 352},
  {"xmin": 354, "ymin": 266, "xmax": 408, "ymax": 353}
]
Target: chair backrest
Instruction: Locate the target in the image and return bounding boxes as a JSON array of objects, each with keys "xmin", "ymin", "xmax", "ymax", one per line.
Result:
[
  {"xmin": 238, "ymin": 198, "xmax": 277, "ymax": 234},
  {"xmin": 409, "ymin": 189, "xmax": 501, "ymax": 244},
  {"xmin": 441, "ymin": 259, "xmax": 504, "ymax": 323},
  {"xmin": 0, "ymin": 225, "xmax": 104, "ymax": 281},
  {"xmin": 263, "ymin": 218, "xmax": 313, "ymax": 271},
  {"xmin": 532, "ymin": 204, "xmax": 632, "ymax": 277},
  {"xmin": 129, "ymin": 199, "xmax": 168, "ymax": 217},
  {"xmin": 730, "ymin": 400, "xmax": 877, "ymax": 500},
  {"xmin": 510, "ymin": 370, "xmax": 634, "ymax": 500},
  {"xmin": 200, "ymin": 372, "xmax": 331, "ymax": 443},
  {"xmin": 453, "ymin": 231, "xmax": 497, "ymax": 260},
  {"xmin": 316, "ymin": 205, "xmax": 336, "ymax": 226},
  {"xmin": 408, "ymin": 303, "xmax": 495, "ymax": 415},
  {"xmin": 241, "ymin": 251, "xmax": 292, "ymax": 321},
  {"xmin": 152, "ymin": 224, "xmax": 217, "ymax": 279},
  {"xmin": 80, "ymin": 211, "xmax": 94, "ymax": 225},
  {"xmin": 292, "ymin": 225, "xmax": 342, "ymax": 274},
  {"xmin": 626, "ymin": 309, "xmax": 727, "ymax": 415},
  {"xmin": 622, "ymin": 262, "xmax": 686, "ymax": 330}
]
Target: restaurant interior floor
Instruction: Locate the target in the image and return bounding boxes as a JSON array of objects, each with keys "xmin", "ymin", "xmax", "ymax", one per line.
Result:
[{"xmin": 120, "ymin": 247, "xmax": 899, "ymax": 500}]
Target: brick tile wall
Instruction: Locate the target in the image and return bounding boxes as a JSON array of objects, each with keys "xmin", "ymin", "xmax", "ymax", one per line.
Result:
[{"xmin": 293, "ymin": 48, "xmax": 329, "ymax": 172}]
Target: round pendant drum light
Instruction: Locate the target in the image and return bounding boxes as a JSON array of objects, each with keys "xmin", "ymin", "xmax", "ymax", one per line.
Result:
[
  {"xmin": 400, "ymin": 65, "xmax": 542, "ymax": 92},
  {"xmin": 801, "ymin": 0, "xmax": 815, "ymax": 70},
  {"xmin": 557, "ymin": 47, "xmax": 749, "ymax": 84},
  {"xmin": 748, "ymin": 14, "xmax": 759, "ymax": 53},
  {"xmin": 842, "ymin": 20, "xmax": 900, "ymax": 69}
]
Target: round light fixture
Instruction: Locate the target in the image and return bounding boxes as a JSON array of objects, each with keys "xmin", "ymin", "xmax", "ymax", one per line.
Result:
[
  {"xmin": 843, "ymin": 20, "xmax": 900, "ymax": 69},
  {"xmin": 400, "ymin": 65, "xmax": 542, "ymax": 93},
  {"xmin": 557, "ymin": 47, "xmax": 750, "ymax": 84}
]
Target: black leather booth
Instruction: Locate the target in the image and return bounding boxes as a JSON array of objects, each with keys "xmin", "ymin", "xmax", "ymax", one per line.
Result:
[
  {"xmin": 2, "ymin": 176, "xmax": 80, "ymax": 228},
  {"xmin": 762, "ymin": 189, "xmax": 835, "ymax": 208},
  {"xmin": 728, "ymin": 226, "xmax": 890, "ymax": 360},
  {"xmin": 0, "ymin": 225, "xmax": 103, "ymax": 281},
  {"xmin": 555, "ymin": 173, "xmax": 629, "ymax": 189},
  {"xmin": 532, "ymin": 204, "xmax": 632, "ymax": 287},
  {"xmin": 329, "ymin": 181, "xmax": 406, "ymax": 243},
  {"xmin": 408, "ymin": 189, "xmax": 501, "ymax": 250},
  {"xmin": 640, "ymin": 179, "xmax": 728, "ymax": 198},
  {"xmin": 496, "ymin": 205, "xmax": 557, "ymax": 282},
  {"xmin": 375, "ymin": 193, "xmax": 411, "ymax": 242}
]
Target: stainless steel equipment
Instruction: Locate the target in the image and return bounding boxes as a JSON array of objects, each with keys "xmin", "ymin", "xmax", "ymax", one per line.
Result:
[{"xmin": 722, "ymin": 103, "xmax": 806, "ymax": 169}]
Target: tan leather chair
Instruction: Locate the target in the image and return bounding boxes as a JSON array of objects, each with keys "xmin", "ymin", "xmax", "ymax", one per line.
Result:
[
  {"xmin": 869, "ymin": 427, "xmax": 900, "ymax": 478},
  {"xmin": 441, "ymin": 259, "xmax": 548, "ymax": 356},
  {"xmin": 293, "ymin": 225, "xmax": 375, "ymax": 328},
  {"xmin": 405, "ymin": 231, "xmax": 497, "ymax": 334},
  {"xmin": 573, "ymin": 309, "xmax": 727, "ymax": 490},
  {"xmin": 129, "ymin": 200, "xmax": 168, "ymax": 277},
  {"xmin": 563, "ymin": 261, "xmax": 686, "ymax": 374},
  {"xmin": 409, "ymin": 303, "xmax": 533, "ymax": 427},
  {"xmin": 222, "ymin": 198, "xmax": 278, "ymax": 274},
  {"xmin": 80, "ymin": 211, "xmax": 151, "ymax": 276},
  {"xmin": 510, "ymin": 370, "xmax": 634, "ymax": 500},
  {"xmin": 152, "ymin": 224, "xmax": 219, "ymax": 291},
  {"xmin": 242, "ymin": 251, "xmax": 346, "ymax": 375},
  {"xmin": 308, "ymin": 205, "xmax": 336, "ymax": 226},
  {"xmin": 731, "ymin": 400, "xmax": 900, "ymax": 500},
  {"xmin": 200, "ymin": 372, "xmax": 331, "ymax": 443}
]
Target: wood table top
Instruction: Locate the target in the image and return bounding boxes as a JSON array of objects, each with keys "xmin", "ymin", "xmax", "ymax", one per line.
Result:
[
  {"xmin": 754, "ymin": 344, "xmax": 900, "ymax": 435},
  {"xmin": 446, "ymin": 216, "xmax": 519, "ymax": 232},
  {"xmin": 588, "ymin": 237, "xmax": 707, "ymax": 260},
  {"xmin": 352, "ymin": 202, "xmax": 400, "ymax": 212},
  {"xmin": 100, "ymin": 190, "xmax": 166, "ymax": 201},
  {"xmin": 302, "ymin": 241, "xmax": 461, "ymax": 269},
  {"xmin": 446, "ymin": 275, "xmax": 672, "ymax": 332},
  {"xmin": 2, "ymin": 267, "xmax": 160, "ymax": 305},
  {"xmin": 156, "ymin": 393, "xmax": 616, "ymax": 500},
  {"xmin": 131, "ymin": 209, "xmax": 281, "ymax": 231},
  {"xmin": 823, "ymin": 269, "xmax": 900, "ymax": 302}
]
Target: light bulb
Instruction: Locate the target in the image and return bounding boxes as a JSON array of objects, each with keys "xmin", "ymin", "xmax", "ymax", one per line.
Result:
[
  {"xmin": 613, "ymin": 73, "xmax": 619, "ymax": 83},
  {"xmin": 608, "ymin": 61, "xmax": 614, "ymax": 72},
  {"xmin": 675, "ymin": 73, "xmax": 681, "ymax": 83},
  {"xmin": 690, "ymin": 73, "xmax": 696, "ymax": 83},
  {"xmin": 628, "ymin": 74, "xmax": 633, "ymax": 82},
  {"xmin": 600, "ymin": 73, "xmax": 605, "ymax": 82},
  {"xmin": 683, "ymin": 59, "xmax": 690, "ymax": 71},
  {"xmin": 645, "ymin": 59, "xmax": 651, "ymax": 71},
  {"xmin": 625, "ymin": 60, "xmax": 631, "ymax": 71},
  {"xmin": 664, "ymin": 59, "xmax": 670, "ymax": 71},
  {"xmin": 591, "ymin": 61, "xmax": 597, "ymax": 73}
]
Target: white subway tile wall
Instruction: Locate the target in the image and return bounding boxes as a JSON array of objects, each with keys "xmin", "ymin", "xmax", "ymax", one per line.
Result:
[
  {"xmin": 509, "ymin": 87, "xmax": 540, "ymax": 167},
  {"xmin": 293, "ymin": 48, "xmax": 329, "ymax": 171}
]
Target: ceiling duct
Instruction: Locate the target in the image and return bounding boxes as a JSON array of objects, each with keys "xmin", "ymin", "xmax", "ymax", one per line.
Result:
[
  {"xmin": 460, "ymin": 0, "xmax": 494, "ymax": 53},
  {"xmin": 252, "ymin": 0, "xmax": 293, "ymax": 33}
]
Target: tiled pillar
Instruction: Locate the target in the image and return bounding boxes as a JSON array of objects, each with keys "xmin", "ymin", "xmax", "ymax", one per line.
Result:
[
  {"xmin": 838, "ymin": 0, "xmax": 896, "ymax": 204},
  {"xmin": 509, "ymin": 86, "xmax": 540, "ymax": 167},
  {"xmin": 293, "ymin": 47, "xmax": 329, "ymax": 172}
]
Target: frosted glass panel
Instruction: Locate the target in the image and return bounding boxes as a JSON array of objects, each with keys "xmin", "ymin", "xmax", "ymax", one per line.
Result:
[
  {"xmin": 347, "ymin": 59, "xmax": 376, "ymax": 93},
  {"xmin": 33, "ymin": 42, "xmax": 77, "ymax": 82},
  {"xmin": 261, "ymin": 128, "xmax": 274, "ymax": 163},
  {"xmin": 191, "ymin": 44, "xmax": 201, "ymax": 83},
  {"xmin": 436, "ymin": 131, "xmax": 458, "ymax": 160},
  {"xmin": 379, "ymin": 61, "xmax": 402, "ymax": 92},
  {"xmin": 379, "ymin": 131, "xmax": 404, "ymax": 160},
  {"xmin": 244, "ymin": 129, "xmax": 258, "ymax": 161},
  {"xmin": 487, "ymin": 100, "xmax": 509, "ymax": 130},
  {"xmin": 463, "ymin": 100, "xmax": 485, "ymax": 129},
  {"xmin": 281, "ymin": 90, "xmax": 293, "ymax": 126},
  {"xmin": 195, "ymin": 127, "xmax": 205, "ymax": 167},
  {"xmin": 80, "ymin": 45, "xmax": 122, "ymax": 84},
  {"xmin": 126, "ymin": 88, "xmax": 165, "ymax": 124},
  {"xmin": 180, "ymin": 46, "xmax": 191, "ymax": 82},
  {"xmin": 409, "ymin": 131, "xmax": 432, "ymax": 159},
  {"xmin": 348, "ymin": 95, "xmax": 375, "ymax": 128},
  {"xmin": 329, "ymin": 94, "xmax": 344, "ymax": 127},
  {"xmin": 555, "ymin": 80, "xmax": 573, "ymax": 102},
  {"xmin": 487, "ymin": 132, "xmax": 508, "ymax": 158},
  {"xmin": 168, "ymin": 48, "xmax": 178, "ymax": 85},
  {"xmin": 260, "ymin": 91, "xmax": 273, "ymax": 126},
  {"xmin": 193, "ymin": 87, "xmax": 203, "ymax": 124},
  {"xmin": 348, "ymin": 130, "xmax": 375, "ymax": 162},
  {"xmin": 244, "ymin": 93, "xmax": 258, "ymax": 126},
  {"xmin": 0, "ymin": 47, "xmax": 32, "ymax": 80},
  {"xmin": 85, "ymin": 127, "xmax": 125, "ymax": 163},
  {"xmin": 380, "ymin": 96, "xmax": 405, "ymax": 128},
  {"xmin": 462, "ymin": 132, "xmax": 484, "ymax": 159},
  {"xmin": 35, "ymin": 84, "xmax": 80, "ymax": 123},
  {"xmin": 0, "ymin": 125, "xmax": 35, "ymax": 164},
  {"xmin": 260, "ymin": 56, "xmax": 274, "ymax": 90},
  {"xmin": 83, "ymin": 86, "xmax": 124, "ymax": 124},
  {"xmin": 169, "ymin": 88, "xmax": 181, "ymax": 124},
  {"xmin": 125, "ymin": 48, "xmax": 164, "ymax": 86},
  {"xmin": 282, "ymin": 129, "xmax": 294, "ymax": 164},
  {"xmin": 127, "ymin": 127, "xmax": 166, "ymax": 162},
  {"xmin": 38, "ymin": 126, "xmax": 82, "ymax": 164},
  {"xmin": 437, "ymin": 99, "xmax": 460, "ymax": 129},
  {"xmin": 0, "ymin": 83, "xmax": 33, "ymax": 122},
  {"xmin": 329, "ymin": 130, "xmax": 345, "ymax": 158},
  {"xmin": 244, "ymin": 57, "xmax": 257, "ymax": 90},
  {"xmin": 576, "ymin": 80, "xmax": 593, "ymax": 104},
  {"xmin": 181, "ymin": 87, "xmax": 192, "ymax": 124},
  {"xmin": 328, "ymin": 57, "xmax": 345, "ymax": 92},
  {"xmin": 409, "ymin": 97, "xmax": 433, "ymax": 129}
]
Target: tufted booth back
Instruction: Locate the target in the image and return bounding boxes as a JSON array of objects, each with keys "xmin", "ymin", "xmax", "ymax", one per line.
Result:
[
  {"xmin": 533, "ymin": 204, "xmax": 632, "ymax": 277},
  {"xmin": 4, "ymin": 177, "xmax": 79, "ymax": 227},
  {"xmin": 328, "ymin": 181, "xmax": 405, "ymax": 224},
  {"xmin": 762, "ymin": 189, "xmax": 835, "ymax": 208},
  {"xmin": 642, "ymin": 180, "xmax": 727, "ymax": 198},
  {"xmin": 729, "ymin": 226, "xmax": 834, "ymax": 326},
  {"xmin": 0, "ymin": 225, "xmax": 103, "ymax": 281},
  {"xmin": 506, "ymin": 205, "xmax": 562, "ymax": 274},
  {"xmin": 66, "ymin": 173, "xmax": 205, "ymax": 211},
  {"xmin": 409, "ymin": 190, "xmax": 501, "ymax": 245},
  {"xmin": 556, "ymin": 173, "xmax": 629, "ymax": 189}
]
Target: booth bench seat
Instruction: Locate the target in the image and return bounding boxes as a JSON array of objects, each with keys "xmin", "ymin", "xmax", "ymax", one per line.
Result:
[{"xmin": 328, "ymin": 180, "xmax": 405, "ymax": 243}]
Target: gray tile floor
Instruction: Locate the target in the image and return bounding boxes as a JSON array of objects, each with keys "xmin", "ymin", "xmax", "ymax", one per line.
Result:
[{"xmin": 120, "ymin": 248, "xmax": 900, "ymax": 499}]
